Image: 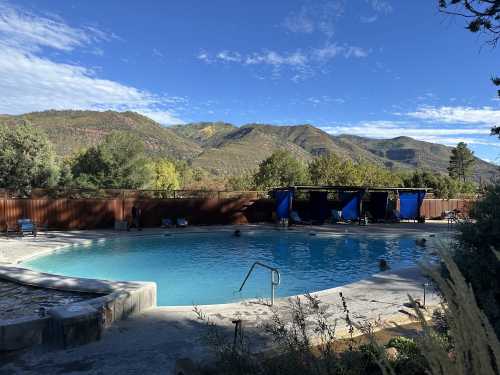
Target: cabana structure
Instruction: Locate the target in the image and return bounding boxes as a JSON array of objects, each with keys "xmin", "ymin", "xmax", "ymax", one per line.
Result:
[{"xmin": 272, "ymin": 186, "xmax": 429, "ymax": 224}]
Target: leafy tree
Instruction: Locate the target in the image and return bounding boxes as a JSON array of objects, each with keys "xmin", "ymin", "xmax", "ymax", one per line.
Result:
[
  {"xmin": 448, "ymin": 142, "xmax": 475, "ymax": 183},
  {"xmin": 308, "ymin": 153, "xmax": 343, "ymax": 185},
  {"xmin": 147, "ymin": 159, "xmax": 180, "ymax": 190},
  {"xmin": 0, "ymin": 125, "xmax": 59, "ymax": 194},
  {"xmin": 71, "ymin": 132, "xmax": 150, "ymax": 189},
  {"xmin": 254, "ymin": 150, "xmax": 309, "ymax": 190},
  {"xmin": 402, "ymin": 169, "xmax": 476, "ymax": 198},
  {"xmin": 226, "ymin": 173, "xmax": 256, "ymax": 191},
  {"xmin": 309, "ymin": 153, "xmax": 403, "ymax": 187},
  {"xmin": 174, "ymin": 160, "xmax": 215, "ymax": 190}
]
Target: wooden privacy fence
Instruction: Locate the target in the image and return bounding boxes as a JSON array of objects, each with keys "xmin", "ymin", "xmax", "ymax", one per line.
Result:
[
  {"xmin": 0, "ymin": 194, "xmax": 274, "ymax": 230},
  {"xmin": 420, "ymin": 199, "xmax": 475, "ymax": 219},
  {"xmin": 0, "ymin": 191, "xmax": 476, "ymax": 230}
]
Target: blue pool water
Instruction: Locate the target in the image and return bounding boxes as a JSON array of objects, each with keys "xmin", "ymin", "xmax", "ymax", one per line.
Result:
[{"xmin": 23, "ymin": 231, "xmax": 427, "ymax": 306}]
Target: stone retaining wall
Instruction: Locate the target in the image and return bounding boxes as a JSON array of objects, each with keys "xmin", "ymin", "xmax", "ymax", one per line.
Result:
[{"xmin": 0, "ymin": 266, "xmax": 156, "ymax": 351}]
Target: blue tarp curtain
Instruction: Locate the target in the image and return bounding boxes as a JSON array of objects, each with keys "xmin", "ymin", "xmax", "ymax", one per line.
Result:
[
  {"xmin": 399, "ymin": 191, "xmax": 426, "ymax": 219},
  {"xmin": 275, "ymin": 190, "xmax": 293, "ymax": 219},
  {"xmin": 309, "ymin": 191, "xmax": 328, "ymax": 223},
  {"xmin": 341, "ymin": 192, "xmax": 361, "ymax": 221}
]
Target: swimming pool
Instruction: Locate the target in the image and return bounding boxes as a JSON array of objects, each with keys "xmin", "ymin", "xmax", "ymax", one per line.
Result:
[{"xmin": 22, "ymin": 231, "xmax": 429, "ymax": 306}]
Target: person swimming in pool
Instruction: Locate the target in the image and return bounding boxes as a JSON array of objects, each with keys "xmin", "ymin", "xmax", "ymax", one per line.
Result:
[
  {"xmin": 379, "ymin": 259, "xmax": 390, "ymax": 271},
  {"xmin": 415, "ymin": 238, "xmax": 427, "ymax": 247}
]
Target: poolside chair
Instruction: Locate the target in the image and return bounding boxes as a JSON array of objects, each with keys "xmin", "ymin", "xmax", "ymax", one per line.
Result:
[
  {"xmin": 390, "ymin": 209, "xmax": 401, "ymax": 223},
  {"xmin": 176, "ymin": 218, "xmax": 188, "ymax": 227},
  {"xmin": 17, "ymin": 218, "xmax": 37, "ymax": 237},
  {"xmin": 331, "ymin": 210, "xmax": 342, "ymax": 224},
  {"xmin": 445, "ymin": 209, "xmax": 469, "ymax": 229},
  {"xmin": 290, "ymin": 211, "xmax": 312, "ymax": 225},
  {"xmin": 161, "ymin": 218, "xmax": 173, "ymax": 228}
]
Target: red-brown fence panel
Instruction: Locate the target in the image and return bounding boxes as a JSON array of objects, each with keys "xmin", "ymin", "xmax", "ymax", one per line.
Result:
[
  {"xmin": 0, "ymin": 193, "xmax": 476, "ymax": 231},
  {"xmin": 420, "ymin": 199, "xmax": 475, "ymax": 219}
]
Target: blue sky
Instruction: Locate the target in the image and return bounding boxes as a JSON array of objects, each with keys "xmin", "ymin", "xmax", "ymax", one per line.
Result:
[{"xmin": 0, "ymin": 0, "xmax": 499, "ymax": 163}]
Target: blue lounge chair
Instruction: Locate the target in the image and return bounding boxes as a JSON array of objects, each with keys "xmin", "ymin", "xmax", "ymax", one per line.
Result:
[
  {"xmin": 161, "ymin": 218, "xmax": 173, "ymax": 228},
  {"xmin": 176, "ymin": 218, "xmax": 188, "ymax": 227},
  {"xmin": 17, "ymin": 219, "xmax": 37, "ymax": 237},
  {"xmin": 290, "ymin": 211, "xmax": 312, "ymax": 225}
]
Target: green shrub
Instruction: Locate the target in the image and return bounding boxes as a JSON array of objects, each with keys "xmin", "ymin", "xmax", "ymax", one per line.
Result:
[
  {"xmin": 387, "ymin": 336, "xmax": 420, "ymax": 360},
  {"xmin": 453, "ymin": 183, "xmax": 500, "ymax": 337}
]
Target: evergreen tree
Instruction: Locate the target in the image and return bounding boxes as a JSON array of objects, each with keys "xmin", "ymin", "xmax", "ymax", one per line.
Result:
[{"xmin": 448, "ymin": 142, "xmax": 475, "ymax": 183}]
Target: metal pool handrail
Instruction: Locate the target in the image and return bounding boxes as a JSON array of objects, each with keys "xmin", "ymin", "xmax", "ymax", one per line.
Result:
[{"xmin": 239, "ymin": 261, "xmax": 280, "ymax": 306}]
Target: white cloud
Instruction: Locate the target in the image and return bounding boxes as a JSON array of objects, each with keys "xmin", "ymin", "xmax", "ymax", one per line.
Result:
[
  {"xmin": 0, "ymin": 1, "xmax": 183, "ymax": 124},
  {"xmin": 366, "ymin": 0, "xmax": 393, "ymax": 14},
  {"xmin": 405, "ymin": 106, "xmax": 500, "ymax": 127},
  {"xmin": 216, "ymin": 50, "xmax": 243, "ymax": 63},
  {"xmin": 322, "ymin": 119, "xmax": 500, "ymax": 149},
  {"xmin": 282, "ymin": 6, "xmax": 315, "ymax": 34},
  {"xmin": 198, "ymin": 44, "xmax": 369, "ymax": 80},
  {"xmin": 307, "ymin": 96, "xmax": 345, "ymax": 105},
  {"xmin": 245, "ymin": 50, "xmax": 308, "ymax": 66},
  {"xmin": 152, "ymin": 48, "xmax": 163, "ymax": 57},
  {"xmin": 360, "ymin": 15, "xmax": 378, "ymax": 23},
  {"xmin": 282, "ymin": 1, "xmax": 344, "ymax": 38},
  {"xmin": 0, "ymin": 1, "xmax": 107, "ymax": 52}
]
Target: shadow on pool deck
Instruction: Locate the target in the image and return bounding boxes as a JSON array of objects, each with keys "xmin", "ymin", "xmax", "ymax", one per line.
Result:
[{"xmin": 0, "ymin": 266, "xmax": 440, "ymax": 375}]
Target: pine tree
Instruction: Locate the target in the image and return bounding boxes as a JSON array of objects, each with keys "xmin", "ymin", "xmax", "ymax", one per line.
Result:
[{"xmin": 448, "ymin": 142, "xmax": 475, "ymax": 183}]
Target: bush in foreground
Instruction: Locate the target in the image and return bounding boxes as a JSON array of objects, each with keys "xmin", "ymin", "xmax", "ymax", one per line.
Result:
[{"xmin": 193, "ymin": 244, "xmax": 500, "ymax": 375}]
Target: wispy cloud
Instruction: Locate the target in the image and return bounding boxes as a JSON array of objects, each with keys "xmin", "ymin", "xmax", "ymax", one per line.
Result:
[
  {"xmin": 0, "ymin": 1, "xmax": 109, "ymax": 52},
  {"xmin": 324, "ymin": 121, "xmax": 490, "ymax": 138},
  {"xmin": 282, "ymin": 0, "xmax": 345, "ymax": 38},
  {"xmin": 307, "ymin": 96, "xmax": 346, "ymax": 106},
  {"xmin": 366, "ymin": 0, "xmax": 393, "ymax": 14},
  {"xmin": 360, "ymin": 15, "xmax": 378, "ymax": 23},
  {"xmin": 360, "ymin": 0, "xmax": 392, "ymax": 23},
  {"xmin": 404, "ymin": 106, "xmax": 500, "ymax": 127},
  {"xmin": 0, "ymin": 1, "xmax": 183, "ymax": 124},
  {"xmin": 197, "ymin": 43, "xmax": 369, "ymax": 80},
  {"xmin": 322, "ymin": 104, "xmax": 500, "ymax": 153},
  {"xmin": 152, "ymin": 48, "xmax": 163, "ymax": 58}
]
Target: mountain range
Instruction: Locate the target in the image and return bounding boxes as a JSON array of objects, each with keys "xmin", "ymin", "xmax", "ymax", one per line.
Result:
[{"xmin": 0, "ymin": 110, "xmax": 498, "ymax": 182}]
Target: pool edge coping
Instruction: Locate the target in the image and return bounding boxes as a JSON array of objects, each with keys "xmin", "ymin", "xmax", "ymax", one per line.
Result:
[
  {"xmin": 0, "ymin": 225, "xmax": 448, "ymax": 351},
  {"xmin": 0, "ymin": 264, "xmax": 157, "ymax": 351}
]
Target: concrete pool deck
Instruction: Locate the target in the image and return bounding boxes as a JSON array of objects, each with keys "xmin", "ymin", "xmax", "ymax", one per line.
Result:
[{"xmin": 0, "ymin": 223, "xmax": 452, "ymax": 374}]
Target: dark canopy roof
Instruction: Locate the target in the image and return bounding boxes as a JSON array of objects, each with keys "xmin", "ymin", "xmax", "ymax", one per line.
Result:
[{"xmin": 272, "ymin": 185, "xmax": 429, "ymax": 193}]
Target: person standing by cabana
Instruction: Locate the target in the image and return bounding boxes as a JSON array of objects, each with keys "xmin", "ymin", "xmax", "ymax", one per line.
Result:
[{"xmin": 129, "ymin": 204, "xmax": 142, "ymax": 231}]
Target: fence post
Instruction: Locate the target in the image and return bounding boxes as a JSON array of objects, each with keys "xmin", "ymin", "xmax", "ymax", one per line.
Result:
[
  {"xmin": 1, "ymin": 190, "xmax": 5, "ymax": 231},
  {"xmin": 121, "ymin": 190, "xmax": 125, "ymax": 222}
]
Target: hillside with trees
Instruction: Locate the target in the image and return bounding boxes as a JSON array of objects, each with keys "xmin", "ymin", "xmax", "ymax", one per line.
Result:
[{"xmin": 0, "ymin": 110, "xmax": 498, "ymax": 189}]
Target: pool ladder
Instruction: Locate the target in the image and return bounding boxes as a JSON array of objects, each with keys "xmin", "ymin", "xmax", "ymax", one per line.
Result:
[{"xmin": 239, "ymin": 262, "xmax": 280, "ymax": 306}]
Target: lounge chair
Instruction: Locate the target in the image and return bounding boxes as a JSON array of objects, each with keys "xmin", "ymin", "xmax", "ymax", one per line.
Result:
[
  {"xmin": 445, "ymin": 210, "xmax": 469, "ymax": 229},
  {"xmin": 390, "ymin": 209, "xmax": 401, "ymax": 223},
  {"xmin": 17, "ymin": 219, "xmax": 37, "ymax": 237},
  {"xmin": 290, "ymin": 211, "xmax": 312, "ymax": 225},
  {"xmin": 161, "ymin": 218, "xmax": 173, "ymax": 228},
  {"xmin": 176, "ymin": 218, "xmax": 188, "ymax": 227},
  {"xmin": 331, "ymin": 210, "xmax": 342, "ymax": 223}
]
